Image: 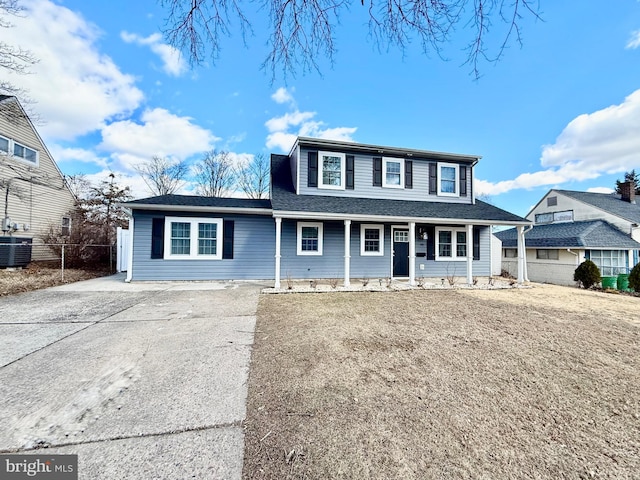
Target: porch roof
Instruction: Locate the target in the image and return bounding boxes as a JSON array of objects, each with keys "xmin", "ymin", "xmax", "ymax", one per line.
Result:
[{"xmin": 271, "ymin": 155, "xmax": 529, "ymax": 225}]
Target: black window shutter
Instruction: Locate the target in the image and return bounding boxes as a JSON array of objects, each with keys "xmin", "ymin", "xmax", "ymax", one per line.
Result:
[
  {"xmin": 426, "ymin": 226, "xmax": 435, "ymax": 260},
  {"xmin": 460, "ymin": 166, "xmax": 467, "ymax": 196},
  {"xmin": 308, "ymin": 151, "xmax": 318, "ymax": 187},
  {"xmin": 151, "ymin": 217, "xmax": 164, "ymax": 259},
  {"xmin": 346, "ymin": 155, "xmax": 355, "ymax": 189},
  {"xmin": 473, "ymin": 227, "xmax": 480, "ymax": 260},
  {"xmin": 429, "ymin": 163, "xmax": 437, "ymax": 194},
  {"xmin": 223, "ymin": 220, "xmax": 234, "ymax": 259},
  {"xmin": 405, "ymin": 160, "xmax": 413, "ymax": 189},
  {"xmin": 373, "ymin": 157, "xmax": 382, "ymax": 186}
]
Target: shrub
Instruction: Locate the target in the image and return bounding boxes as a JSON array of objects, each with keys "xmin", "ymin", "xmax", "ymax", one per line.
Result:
[
  {"xmin": 574, "ymin": 260, "xmax": 601, "ymax": 289},
  {"xmin": 629, "ymin": 263, "xmax": 640, "ymax": 292}
]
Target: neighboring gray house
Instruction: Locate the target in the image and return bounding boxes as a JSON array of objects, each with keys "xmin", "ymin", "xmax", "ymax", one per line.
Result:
[
  {"xmin": 124, "ymin": 137, "xmax": 530, "ymax": 285},
  {"xmin": 496, "ymin": 186, "xmax": 640, "ymax": 285}
]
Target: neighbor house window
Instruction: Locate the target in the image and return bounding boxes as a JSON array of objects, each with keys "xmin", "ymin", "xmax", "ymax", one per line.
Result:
[
  {"xmin": 438, "ymin": 163, "xmax": 458, "ymax": 196},
  {"xmin": 435, "ymin": 227, "xmax": 467, "ymax": 260},
  {"xmin": 13, "ymin": 141, "xmax": 38, "ymax": 165},
  {"xmin": 164, "ymin": 217, "xmax": 223, "ymax": 260},
  {"xmin": 587, "ymin": 250, "xmax": 627, "ymax": 276},
  {"xmin": 61, "ymin": 216, "xmax": 71, "ymax": 237},
  {"xmin": 383, "ymin": 157, "xmax": 404, "ymax": 188},
  {"xmin": 504, "ymin": 248, "xmax": 517, "ymax": 258},
  {"xmin": 297, "ymin": 222, "xmax": 323, "ymax": 255},
  {"xmin": 360, "ymin": 224, "xmax": 384, "ymax": 256},
  {"xmin": 0, "ymin": 136, "xmax": 9, "ymax": 154},
  {"xmin": 547, "ymin": 196, "xmax": 558, "ymax": 206},
  {"xmin": 318, "ymin": 151, "xmax": 345, "ymax": 190},
  {"xmin": 536, "ymin": 249, "xmax": 559, "ymax": 260}
]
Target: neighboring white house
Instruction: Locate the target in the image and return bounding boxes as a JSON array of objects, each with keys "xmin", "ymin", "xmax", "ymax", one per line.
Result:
[
  {"xmin": 0, "ymin": 95, "xmax": 75, "ymax": 263},
  {"xmin": 496, "ymin": 185, "xmax": 640, "ymax": 285}
]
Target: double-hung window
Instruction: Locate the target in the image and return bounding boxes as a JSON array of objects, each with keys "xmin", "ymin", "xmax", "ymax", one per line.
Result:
[
  {"xmin": 319, "ymin": 151, "xmax": 345, "ymax": 189},
  {"xmin": 297, "ymin": 222, "xmax": 323, "ymax": 255},
  {"xmin": 383, "ymin": 157, "xmax": 404, "ymax": 188},
  {"xmin": 438, "ymin": 163, "xmax": 458, "ymax": 196},
  {"xmin": 360, "ymin": 224, "xmax": 384, "ymax": 256},
  {"xmin": 435, "ymin": 227, "xmax": 467, "ymax": 260},
  {"xmin": 164, "ymin": 217, "xmax": 223, "ymax": 260}
]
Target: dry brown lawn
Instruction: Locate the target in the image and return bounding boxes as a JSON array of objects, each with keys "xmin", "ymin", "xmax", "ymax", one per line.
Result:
[
  {"xmin": 0, "ymin": 263, "xmax": 110, "ymax": 296},
  {"xmin": 243, "ymin": 284, "xmax": 640, "ymax": 479}
]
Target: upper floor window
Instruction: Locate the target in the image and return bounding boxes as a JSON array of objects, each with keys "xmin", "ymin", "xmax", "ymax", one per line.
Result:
[
  {"xmin": 438, "ymin": 163, "xmax": 459, "ymax": 196},
  {"xmin": 164, "ymin": 217, "xmax": 223, "ymax": 260},
  {"xmin": 0, "ymin": 136, "xmax": 39, "ymax": 166},
  {"xmin": 319, "ymin": 151, "xmax": 345, "ymax": 190},
  {"xmin": 383, "ymin": 157, "xmax": 404, "ymax": 188},
  {"xmin": 61, "ymin": 216, "xmax": 71, "ymax": 237},
  {"xmin": 0, "ymin": 136, "xmax": 9, "ymax": 154},
  {"xmin": 297, "ymin": 222, "xmax": 323, "ymax": 255}
]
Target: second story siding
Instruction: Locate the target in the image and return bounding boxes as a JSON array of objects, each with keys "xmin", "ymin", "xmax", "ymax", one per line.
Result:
[{"xmin": 297, "ymin": 146, "xmax": 474, "ymax": 204}]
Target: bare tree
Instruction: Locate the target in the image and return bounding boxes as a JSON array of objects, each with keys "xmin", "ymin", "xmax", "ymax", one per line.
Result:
[
  {"xmin": 134, "ymin": 155, "xmax": 188, "ymax": 196},
  {"xmin": 0, "ymin": 1, "xmax": 38, "ymax": 105},
  {"xmin": 193, "ymin": 150, "xmax": 236, "ymax": 197},
  {"xmin": 236, "ymin": 153, "xmax": 270, "ymax": 199},
  {"xmin": 160, "ymin": 0, "xmax": 541, "ymax": 79},
  {"xmin": 64, "ymin": 174, "xmax": 91, "ymax": 199}
]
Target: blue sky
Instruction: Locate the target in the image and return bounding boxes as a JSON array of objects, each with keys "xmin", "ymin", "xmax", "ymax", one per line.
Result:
[{"xmin": 1, "ymin": 0, "xmax": 640, "ymax": 217}]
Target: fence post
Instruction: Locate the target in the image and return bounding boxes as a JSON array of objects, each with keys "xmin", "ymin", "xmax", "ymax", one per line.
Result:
[
  {"xmin": 61, "ymin": 244, "xmax": 65, "ymax": 281},
  {"xmin": 110, "ymin": 244, "xmax": 113, "ymax": 273}
]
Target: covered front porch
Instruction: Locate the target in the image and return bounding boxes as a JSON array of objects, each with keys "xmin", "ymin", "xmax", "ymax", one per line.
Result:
[{"xmin": 272, "ymin": 214, "xmax": 529, "ymax": 289}]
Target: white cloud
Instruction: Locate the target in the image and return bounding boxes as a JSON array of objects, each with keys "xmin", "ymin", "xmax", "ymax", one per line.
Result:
[
  {"xmin": 49, "ymin": 145, "xmax": 109, "ymax": 169},
  {"xmin": 626, "ymin": 30, "xmax": 640, "ymax": 49},
  {"xmin": 477, "ymin": 89, "xmax": 640, "ymax": 196},
  {"xmin": 271, "ymin": 87, "xmax": 295, "ymax": 105},
  {"xmin": 120, "ymin": 31, "xmax": 187, "ymax": 77},
  {"xmin": 587, "ymin": 187, "xmax": 615, "ymax": 194},
  {"xmin": 99, "ymin": 108, "xmax": 219, "ymax": 170},
  {"xmin": 265, "ymin": 89, "xmax": 357, "ymax": 152},
  {"xmin": 0, "ymin": 0, "xmax": 144, "ymax": 140}
]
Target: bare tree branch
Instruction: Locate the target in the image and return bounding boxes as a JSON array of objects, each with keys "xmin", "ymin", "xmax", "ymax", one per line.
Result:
[
  {"xmin": 236, "ymin": 153, "xmax": 270, "ymax": 199},
  {"xmin": 193, "ymin": 150, "xmax": 237, "ymax": 197},
  {"xmin": 133, "ymin": 155, "xmax": 188, "ymax": 196},
  {"xmin": 160, "ymin": 0, "xmax": 541, "ymax": 79}
]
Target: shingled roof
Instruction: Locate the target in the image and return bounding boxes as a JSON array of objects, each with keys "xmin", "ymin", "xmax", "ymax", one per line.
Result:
[
  {"xmin": 495, "ymin": 220, "xmax": 640, "ymax": 249},
  {"xmin": 270, "ymin": 154, "xmax": 528, "ymax": 224},
  {"xmin": 124, "ymin": 194, "xmax": 272, "ymax": 211},
  {"xmin": 553, "ymin": 190, "xmax": 640, "ymax": 224}
]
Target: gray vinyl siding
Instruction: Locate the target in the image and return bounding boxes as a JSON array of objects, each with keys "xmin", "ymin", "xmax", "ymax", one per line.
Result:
[
  {"xmin": 298, "ymin": 148, "xmax": 472, "ymax": 204},
  {"xmin": 131, "ymin": 211, "xmax": 275, "ymax": 280}
]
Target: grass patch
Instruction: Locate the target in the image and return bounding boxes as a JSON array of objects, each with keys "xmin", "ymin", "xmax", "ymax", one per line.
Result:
[
  {"xmin": 243, "ymin": 289, "xmax": 640, "ymax": 479},
  {"xmin": 0, "ymin": 263, "xmax": 110, "ymax": 296}
]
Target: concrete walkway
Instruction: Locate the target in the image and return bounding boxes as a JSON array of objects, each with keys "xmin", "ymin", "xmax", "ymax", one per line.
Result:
[{"xmin": 0, "ymin": 274, "xmax": 268, "ymax": 479}]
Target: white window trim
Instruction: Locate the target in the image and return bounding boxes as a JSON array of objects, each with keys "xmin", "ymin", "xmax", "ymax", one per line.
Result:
[
  {"xmin": 437, "ymin": 162, "xmax": 459, "ymax": 197},
  {"xmin": 318, "ymin": 151, "xmax": 346, "ymax": 190},
  {"xmin": 382, "ymin": 157, "xmax": 404, "ymax": 189},
  {"xmin": 0, "ymin": 136, "xmax": 39, "ymax": 167},
  {"xmin": 297, "ymin": 221, "xmax": 323, "ymax": 255},
  {"xmin": 435, "ymin": 227, "xmax": 468, "ymax": 261},
  {"xmin": 164, "ymin": 216, "xmax": 223, "ymax": 260},
  {"xmin": 360, "ymin": 224, "xmax": 384, "ymax": 256}
]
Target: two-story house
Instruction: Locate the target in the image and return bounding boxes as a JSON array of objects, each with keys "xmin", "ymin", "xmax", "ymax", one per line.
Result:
[
  {"xmin": 496, "ymin": 185, "xmax": 640, "ymax": 285},
  {"xmin": 0, "ymin": 95, "xmax": 75, "ymax": 265},
  {"xmin": 124, "ymin": 137, "xmax": 530, "ymax": 285}
]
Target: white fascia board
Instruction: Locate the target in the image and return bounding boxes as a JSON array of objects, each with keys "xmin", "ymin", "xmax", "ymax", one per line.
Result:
[
  {"xmin": 272, "ymin": 210, "xmax": 531, "ymax": 226},
  {"xmin": 122, "ymin": 203, "xmax": 273, "ymax": 216}
]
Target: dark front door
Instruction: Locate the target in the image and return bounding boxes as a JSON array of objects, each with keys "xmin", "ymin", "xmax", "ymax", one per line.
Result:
[{"xmin": 393, "ymin": 229, "xmax": 409, "ymax": 277}]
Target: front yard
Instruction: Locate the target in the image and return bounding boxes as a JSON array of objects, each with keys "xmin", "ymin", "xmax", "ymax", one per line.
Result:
[{"xmin": 243, "ymin": 285, "xmax": 639, "ymax": 479}]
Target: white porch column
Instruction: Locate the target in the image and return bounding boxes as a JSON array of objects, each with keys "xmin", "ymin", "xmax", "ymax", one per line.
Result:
[
  {"xmin": 517, "ymin": 225, "xmax": 525, "ymax": 283},
  {"xmin": 466, "ymin": 224, "xmax": 473, "ymax": 285},
  {"xmin": 274, "ymin": 217, "xmax": 282, "ymax": 288},
  {"xmin": 409, "ymin": 222, "xmax": 416, "ymax": 286},
  {"xmin": 344, "ymin": 220, "xmax": 351, "ymax": 287},
  {"xmin": 125, "ymin": 214, "xmax": 134, "ymax": 282}
]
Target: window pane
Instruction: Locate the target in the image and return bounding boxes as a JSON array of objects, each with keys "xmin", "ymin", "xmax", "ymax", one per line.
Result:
[
  {"xmin": 198, "ymin": 223, "xmax": 217, "ymax": 255},
  {"xmin": 14, "ymin": 144, "xmax": 24, "ymax": 157},
  {"xmin": 364, "ymin": 228, "xmax": 380, "ymax": 252},
  {"xmin": 301, "ymin": 226, "xmax": 319, "ymax": 251},
  {"xmin": 394, "ymin": 231, "xmax": 409, "ymax": 242},
  {"xmin": 24, "ymin": 147, "xmax": 37, "ymax": 162},
  {"xmin": 171, "ymin": 222, "xmax": 191, "ymax": 255},
  {"xmin": 0, "ymin": 137, "xmax": 8, "ymax": 153},
  {"xmin": 322, "ymin": 156, "xmax": 341, "ymax": 186},
  {"xmin": 439, "ymin": 231, "xmax": 452, "ymax": 257},
  {"xmin": 441, "ymin": 166, "xmax": 456, "ymax": 193},
  {"xmin": 386, "ymin": 161, "xmax": 401, "ymax": 185}
]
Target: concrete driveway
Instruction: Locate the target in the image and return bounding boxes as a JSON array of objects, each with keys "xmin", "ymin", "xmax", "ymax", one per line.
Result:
[{"xmin": 0, "ymin": 274, "xmax": 267, "ymax": 479}]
